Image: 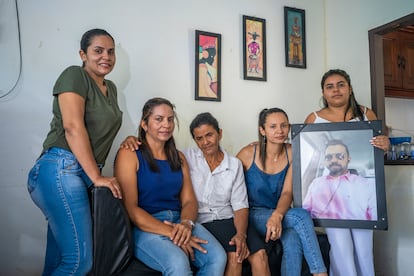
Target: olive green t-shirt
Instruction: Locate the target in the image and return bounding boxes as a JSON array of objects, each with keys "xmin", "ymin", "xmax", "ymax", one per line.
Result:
[{"xmin": 42, "ymin": 66, "xmax": 122, "ymax": 165}]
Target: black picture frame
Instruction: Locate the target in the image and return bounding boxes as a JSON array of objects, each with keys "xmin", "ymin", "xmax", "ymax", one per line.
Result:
[
  {"xmin": 195, "ymin": 30, "xmax": 221, "ymax": 101},
  {"xmin": 291, "ymin": 120, "xmax": 388, "ymax": 230},
  {"xmin": 284, "ymin": 6, "xmax": 306, "ymax": 69},
  {"xmin": 242, "ymin": 15, "xmax": 267, "ymax": 81}
]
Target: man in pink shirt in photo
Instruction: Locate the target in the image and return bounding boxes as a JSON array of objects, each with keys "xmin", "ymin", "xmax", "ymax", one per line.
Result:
[{"xmin": 303, "ymin": 139, "xmax": 377, "ymax": 221}]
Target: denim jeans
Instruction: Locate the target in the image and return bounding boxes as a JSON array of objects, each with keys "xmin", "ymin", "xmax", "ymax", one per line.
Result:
[
  {"xmin": 133, "ymin": 210, "xmax": 227, "ymax": 276},
  {"xmin": 249, "ymin": 207, "xmax": 327, "ymax": 275},
  {"xmin": 27, "ymin": 147, "xmax": 92, "ymax": 275}
]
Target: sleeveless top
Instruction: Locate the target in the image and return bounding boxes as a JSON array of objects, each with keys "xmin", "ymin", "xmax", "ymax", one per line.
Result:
[
  {"xmin": 136, "ymin": 149, "xmax": 183, "ymax": 214},
  {"xmin": 245, "ymin": 144, "xmax": 289, "ymax": 209},
  {"xmin": 313, "ymin": 106, "xmax": 368, "ymax": 123}
]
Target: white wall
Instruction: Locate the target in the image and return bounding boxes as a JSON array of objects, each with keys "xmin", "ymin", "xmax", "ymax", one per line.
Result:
[
  {"xmin": 0, "ymin": 0, "xmax": 413, "ymax": 275},
  {"xmin": 385, "ymin": 97, "xmax": 414, "ymax": 139},
  {"xmin": 375, "ymin": 166, "xmax": 414, "ymax": 276}
]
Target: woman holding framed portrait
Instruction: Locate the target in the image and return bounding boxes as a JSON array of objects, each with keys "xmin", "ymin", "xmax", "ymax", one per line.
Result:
[{"xmin": 304, "ymin": 69, "xmax": 389, "ymax": 276}]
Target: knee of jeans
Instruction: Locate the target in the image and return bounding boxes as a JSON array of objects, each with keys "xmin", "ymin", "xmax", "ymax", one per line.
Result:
[
  {"xmin": 61, "ymin": 253, "xmax": 92, "ymax": 275},
  {"xmin": 281, "ymin": 229, "xmax": 302, "ymax": 252},
  {"xmin": 203, "ymin": 247, "xmax": 226, "ymax": 271},
  {"xmin": 292, "ymin": 208, "xmax": 313, "ymax": 222},
  {"xmin": 212, "ymin": 247, "xmax": 227, "ymax": 266},
  {"xmin": 164, "ymin": 256, "xmax": 192, "ymax": 274}
]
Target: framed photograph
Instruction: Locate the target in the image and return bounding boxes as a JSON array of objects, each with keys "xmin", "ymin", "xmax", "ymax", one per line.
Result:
[
  {"xmin": 195, "ymin": 30, "xmax": 221, "ymax": 101},
  {"xmin": 284, "ymin": 6, "xmax": 306, "ymax": 68},
  {"xmin": 243, "ymin": 15, "xmax": 267, "ymax": 81},
  {"xmin": 291, "ymin": 120, "xmax": 388, "ymax": 230}
]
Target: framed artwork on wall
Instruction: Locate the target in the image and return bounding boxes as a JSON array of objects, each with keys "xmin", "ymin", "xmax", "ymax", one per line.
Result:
[
  {"xmin": 195, "ymin": 30, "xmax": 221, "ymax": 101},
  {"xmin": 284, "ymin": 6, "xmax": 306, "ymax": 68},
  {"xmin": 243, "ymin": 15, "xmax": 267, "ymax": 81},
  {"xmin": 291, "ymin": 120, "xmax": 388, "ymax": 230}
]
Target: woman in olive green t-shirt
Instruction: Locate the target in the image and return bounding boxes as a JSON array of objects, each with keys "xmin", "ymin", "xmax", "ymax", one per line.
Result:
[{"xmin": 27, "ymin": 28, "xmax": 122, "ymax": 275}]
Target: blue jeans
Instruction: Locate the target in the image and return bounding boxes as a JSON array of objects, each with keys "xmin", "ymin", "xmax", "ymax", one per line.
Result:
[
  {"xmin": 249, "ymin": 207, "xmax": 327, "ymax": 275},
  {"xmin": 27, "ymin": 147, "xmax": 92, "ymax": 276},
  {"xmin": 133, "ymin": 210, "xmax": 227, "ymax": 276}
]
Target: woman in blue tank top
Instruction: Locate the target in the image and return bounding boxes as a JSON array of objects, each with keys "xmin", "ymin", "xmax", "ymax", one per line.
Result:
[
  {"xmin": 114, "ymin": 97, "xmax": 226, "ymax": 275},
  {"xmin": 237, "ymin": 108, "xmax": 327, "ymax": 276}
]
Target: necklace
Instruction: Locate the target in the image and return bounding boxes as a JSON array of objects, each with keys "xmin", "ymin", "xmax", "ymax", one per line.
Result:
[{"xmin": 267, "ymin": 147, "xmax": 284, "ymax": 162}]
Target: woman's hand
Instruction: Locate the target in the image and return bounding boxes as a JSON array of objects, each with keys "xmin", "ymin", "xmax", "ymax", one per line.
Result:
[
  {"xmin": 370, "ymin": 135, "xmax": 390, "ymax": 152},
  {"xmin": 180, "ymin": 236, "xmax": 208, "ymax": 261},
  {"xmin": 164, "ymin": 221, "xmax": 192, "ymax": 246},
  {"xmin": 120, "ymin": 136, "xmax": 141, "ymax": 151},
  {"xmin": 93, "ymin": 175, "xmax": 122, "ymax": 199},
  {"xmin": 265, "ymin": 212, "xmax": 283, "ymax": 242},
  {"xmin": 229, "ymin": 233, "xmax": 250, "ymax": 263}
]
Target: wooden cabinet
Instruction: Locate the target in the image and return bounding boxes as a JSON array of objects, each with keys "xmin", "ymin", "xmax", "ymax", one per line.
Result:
[{"xmin": 383, "ymin": 31, "xmax": 414, "ymax": 98}]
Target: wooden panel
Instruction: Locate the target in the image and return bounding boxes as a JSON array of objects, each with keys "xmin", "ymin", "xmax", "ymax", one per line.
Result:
[
  {"xmin": 401, "ymin": 36, "xmax": 414, "ymax": 89},
  {"xmin": 383, "ymin": 33, "xmax": 402, "ymax": 88}
]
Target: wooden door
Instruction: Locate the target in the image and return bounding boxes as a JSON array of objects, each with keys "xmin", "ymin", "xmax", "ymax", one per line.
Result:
[
  {"xmin": 401, "ymin": 34, "xmax": 414, "ymax": 90},
  {"xmin": 383, "ymin": 32, "xmax": 402, "ymax": 88}
]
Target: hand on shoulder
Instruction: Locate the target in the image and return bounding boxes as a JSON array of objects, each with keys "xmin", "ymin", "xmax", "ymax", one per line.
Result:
[
  {"xmin": 237, "ymin": 142, "xmax": 257, "ymax": 159},
  {"xmin": 120, "ymin": 135, "xmax": 140, "ymax": 151}
]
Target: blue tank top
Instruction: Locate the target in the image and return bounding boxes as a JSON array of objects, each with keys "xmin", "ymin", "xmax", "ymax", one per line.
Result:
[
  {"xmin": 136, "ymin": 149, "xmax": 183, "ymax": 214},
  {"xmin": 245, "ymin": 145, "xmax": 289, "ymax": 209}
]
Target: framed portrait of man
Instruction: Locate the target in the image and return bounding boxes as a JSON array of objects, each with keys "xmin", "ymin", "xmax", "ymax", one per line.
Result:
[{"xmin": 291, "ymin": 120, "xmax": 388, "ymax": 230}]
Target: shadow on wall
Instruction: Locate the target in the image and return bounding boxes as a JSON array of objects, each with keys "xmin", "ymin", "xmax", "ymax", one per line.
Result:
[{"xmin": 103, "ymin": 43, "xmax": 133, "ymax": 176}]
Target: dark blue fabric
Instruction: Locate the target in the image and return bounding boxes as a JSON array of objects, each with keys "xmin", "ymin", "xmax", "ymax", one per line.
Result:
[
  {"xmin": 244, "ymin": 145, "xmax": 289, "ymax": 209},
  {"xmin": 135, "ymin": 150, "xmax": 182, "ymax": 214}
]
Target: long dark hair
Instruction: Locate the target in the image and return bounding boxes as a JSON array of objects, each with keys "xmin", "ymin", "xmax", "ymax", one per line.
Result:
[
  {"xmin": 138, "ymin": 97, "xmax": 181, "ymax": 172},
  {"xmin": 321, "ymin": 69, "xmax": 364, "ymax": 121},
  {"xmin": 80, "ymin": 28, "xmax": 114, "ymax": 68},
  {"xmin": 258, "ymin": 108, "xmax": 289, "ymax": 170}
]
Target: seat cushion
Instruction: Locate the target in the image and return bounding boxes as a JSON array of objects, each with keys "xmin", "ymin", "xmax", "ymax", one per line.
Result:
[{"xmin": 89, "ymin": 187, "xmax": 134, "ymax": 276}]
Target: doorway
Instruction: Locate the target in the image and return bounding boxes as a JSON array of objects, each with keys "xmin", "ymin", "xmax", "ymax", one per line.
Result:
[{"xmin": 368, "ymin": 13, "xmax": 414, "ymax": 131}]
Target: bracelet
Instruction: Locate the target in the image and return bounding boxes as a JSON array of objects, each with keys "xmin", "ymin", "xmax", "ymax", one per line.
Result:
[{"xmin": 181, "ymin": 219, "xmax": 195, "ymax": 229}]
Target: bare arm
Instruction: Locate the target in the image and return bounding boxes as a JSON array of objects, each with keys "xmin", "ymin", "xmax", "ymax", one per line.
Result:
[
  {"xmin": 265, "ymin": 164, "xmax": 293, "ymax": 242},
  {"xmin": 304, "ymin": 112, "xmax": 316, "ymax": 124},
  {"xmin": 236, "ymin": 143, "xmax": 256, "ymax": 171},
  {"xmin": 266, "ymin": 145, "xmax": 294, "ymax": 241},
  {"xmin": 59, "ymin": 92, "xmax": 121, "ymax": 198},
  {"xmin": 365, "ymin": 107, "xmax": 390, "ymax": 151},
  {"xmin": 164, "ymin": 152, "xmax": 198, "ymax": 247},
  {"xmin": 114, "ymin": 148, "xmax": 173, "ymax": 236},
  {"xmin": 230, "ymin": 208, "xmax": 250, "ymax": 262},
  {"xmin": 178, "ymin": 152, "xmax": 198, "ymax": 222}
]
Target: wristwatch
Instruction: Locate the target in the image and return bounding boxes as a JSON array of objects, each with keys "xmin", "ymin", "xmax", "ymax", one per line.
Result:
[{"xmin": 182, "ymin": 219, "xmax": 195, "ymax": 229}]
